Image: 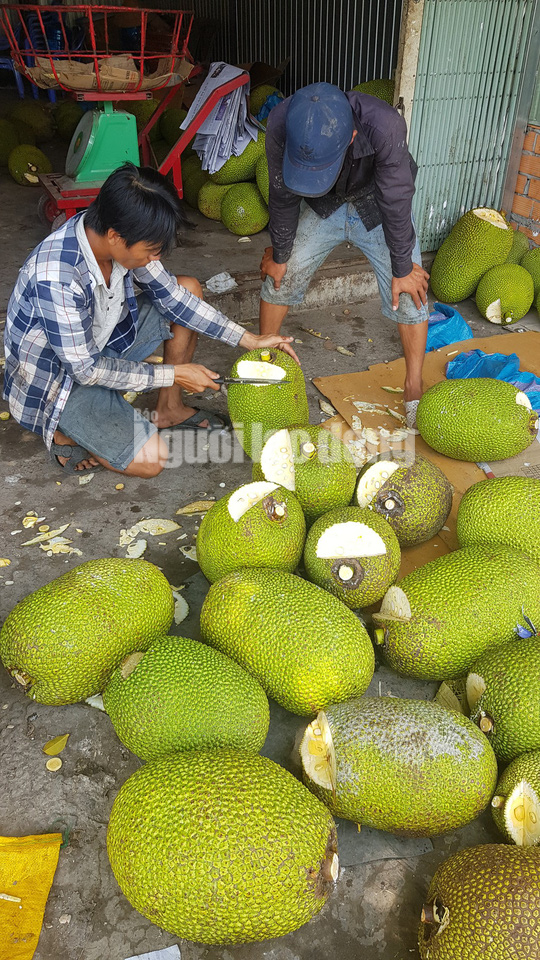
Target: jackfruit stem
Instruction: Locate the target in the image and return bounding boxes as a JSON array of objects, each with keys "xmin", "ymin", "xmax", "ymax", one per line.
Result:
[
  {"xmin": 373, "ymin": 628, "xmax": 386, "ymax": 645},
  {"xmin": 260, "ymin": 350, "xmax": 271, "ymax": 362},
  {"xmin": 479, "ymin": 714, "xmax": 494, "ymax": 734},
  {"xmin": 491, "ymin": 794, "xmax": 505, "ymax": 809},
  {"xmin": 301, "ymin": 442, "xmax": 316, "ymax": 460}
]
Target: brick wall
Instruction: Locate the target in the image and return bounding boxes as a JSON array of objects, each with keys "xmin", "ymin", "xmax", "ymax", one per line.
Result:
[{"xmin": 510, "ymin": 123, "xmax": 540, "ymax": 246}]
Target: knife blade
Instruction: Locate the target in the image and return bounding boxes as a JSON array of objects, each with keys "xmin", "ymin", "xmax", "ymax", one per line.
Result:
[{"xmin": 215, "ymin": 377, "xmax": 291, "ymax": 385}]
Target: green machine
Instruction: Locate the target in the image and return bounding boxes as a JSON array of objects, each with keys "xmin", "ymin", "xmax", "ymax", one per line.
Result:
[{"xmin": 65, "ymin": 103, "xmax": 140, "ymax": 182}]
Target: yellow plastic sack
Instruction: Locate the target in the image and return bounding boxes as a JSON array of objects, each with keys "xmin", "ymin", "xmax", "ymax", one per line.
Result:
[{"xmin": 0, "ymin": 833, "xmax": 62, "ymax": 960}]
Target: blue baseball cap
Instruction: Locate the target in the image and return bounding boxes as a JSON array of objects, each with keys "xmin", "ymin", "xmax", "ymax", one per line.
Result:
[{"xmin": 283, "ymin": 83, "xmax": 353, "ymax": 197}]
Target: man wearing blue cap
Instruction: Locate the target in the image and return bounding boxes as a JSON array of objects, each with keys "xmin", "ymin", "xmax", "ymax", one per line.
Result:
[{"xmin": 259, "ymin": 82, "xmax": 430, "ymax": 427}]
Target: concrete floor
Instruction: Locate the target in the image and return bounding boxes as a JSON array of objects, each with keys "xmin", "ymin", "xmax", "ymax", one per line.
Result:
[{"xmin": 1, "ymin": 89, "xmax": 539, "ymax": 960}]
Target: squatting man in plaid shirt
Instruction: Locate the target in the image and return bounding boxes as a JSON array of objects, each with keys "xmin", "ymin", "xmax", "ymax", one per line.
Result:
[{"xmin": 3, "ymin": 163, "xmax": 297, "ymax": 478}]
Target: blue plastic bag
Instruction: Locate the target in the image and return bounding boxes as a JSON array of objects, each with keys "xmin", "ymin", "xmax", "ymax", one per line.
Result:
[
  {"xmin": 425, "ymin": 303, "xmax": 473, "ymax": 353},
  {"xmin": 255, "ymin": 92, "xmax": 284, "ymax": 122},
  {"xmin": 446, "ymin": 349, "xmax": 540, "ymax": 415}
]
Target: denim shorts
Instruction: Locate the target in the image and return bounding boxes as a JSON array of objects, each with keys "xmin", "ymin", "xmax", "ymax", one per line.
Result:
[
  {"xmin": 57, "ymin": 296, "xmax": 172, "ymax": 471},
  {"xmin": 261, "ymin": 201, "xmax": 428, "ymax": 325}
]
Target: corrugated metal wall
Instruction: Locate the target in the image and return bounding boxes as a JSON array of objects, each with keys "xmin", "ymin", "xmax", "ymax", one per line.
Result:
[
  {"xmin": 184, "ymin": 0, "xmax": 404, "ymax": 95},
  {"xmin": 409, "ymin": 0, "xmax": 537, "ymax": 250}
]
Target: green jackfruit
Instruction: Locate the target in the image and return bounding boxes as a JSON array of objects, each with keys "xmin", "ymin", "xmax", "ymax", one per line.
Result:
[
  {"xmin": 103, "ymin": 635, "xmax": 269, "ymax": 760},
  {"xmin": 8, "ymin": 145, "xmax": 52, "ymax": 186},
  {"xmin": 0, "ymin": 119, "xmax": 19, "ymax": 167},
  {"xmin": 467, "ymin": 636, "xmax": 540, "ymax": 762},
  {"xmin": 8, "ymin": 101, "xmax": 54, "ymax": 142},
  {"xmin": 491, "ymin": 750, "xmax": 540, "ymax": 846},
  {"xmin": 301, "ymin": 697, "xmax": 497, "ymax": 836},
  {"xmin": 475, "ymin": 263, "xmax": 534, "ymax": 324},
  {"xmin": 521, "ymin": 246, "xmax": 540, "ymax": 298},
  {"xmin": 355, "ymin": 453, "xmax": 453, "ymax": 545},
  {"xmin": 181, "ymin": 155, "xmax": 210, "ymax": 208},
  {"xmin": 0, "ymin": 558, "xmax": 174, "ymax": 704},
  {"xmin": 196, "ymin": 480, "xmax": 306, "ymax": 582},
  {"xmin": 221, "ymin": 182, "xmax": 269, "ymax": 235},
  {"xmin": 210, "ymin": 132, "xmax": 265, "ymax": 184},
  {"xmin": 373, "ymin": 545, "xmax": 540, "ymax": 680},
  {"xmin": 418, "ymin": 845, "xmax": 540, "ymax": 959},
  {"xmin": 352, "ymin": 78, "xmax": 395, "ymax": 104},
  {"xmin": 227, "ymin": 348, "xmax": 309, "ymax": 460},
  {"xmin": 10, "ymin": 120, "xmax": 35, "ymax": 146},
  {"xmin": 107, "ymin": 751, "xmax": 338, "ymax": 943},
  {"xmin": 200, "ymin": 567, "xmax": 375, "ymax": 715},
  {"xmin": 53, "ymin": 100, "xmax": 84, "ymax": 142},
  {"xmin": 197, "ymin": 180, "xmax": 232, "ymax": 220},
  {"xmin": 250, "ymin": 84, "xmax": 283, "ymax": 116},
  {"xmin": 416, "ymin": 378, "xmax": 538, "ymax": 461},
  {"xmin": 159, "ymin": 106, "xmax": 187, "ymax": 146},
  {"xmin": 255, "ymin": 153, "xmax": 269, "ymax": 203},
  {"xmin": 457, "ymin": 475, "xmax": 540, "ymax": 563},
  {"xmin": 253, "ymin": 424, "xmax": 357, "ymax": 524},
  {"xmin": 303, "ymin": 506, "xmax": 400, "ymax": 608},
  {"xmin": 123, "ymin": 98, "xmax": 160, "ymax": 142},
  {"xmin": 430, "ymin": 207, "xmax": 513, "ymax": 302},
  {"xmin": 505, "ymin": 228, "xmax": 530, "ymax": 264}
]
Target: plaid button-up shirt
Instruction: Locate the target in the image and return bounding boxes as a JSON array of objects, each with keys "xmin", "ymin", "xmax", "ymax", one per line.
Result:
[{"xmin": 3, "ymin": 214, "xmax": 245, "ymax": 449}]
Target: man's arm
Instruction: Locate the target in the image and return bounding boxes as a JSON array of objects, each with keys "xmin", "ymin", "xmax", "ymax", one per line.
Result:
[
  {"xmin": 35, "ymin": 280, "xmax": 174, "ymax": 391},
  {"xmin": 266, "ymin": 103, "xmax": 302, "ymax": 265}
]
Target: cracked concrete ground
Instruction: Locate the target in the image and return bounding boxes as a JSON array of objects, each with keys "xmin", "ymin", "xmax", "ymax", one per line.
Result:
[{"xmin": 1, "ymin": 88, "xmax": 539, "ymax": 960}]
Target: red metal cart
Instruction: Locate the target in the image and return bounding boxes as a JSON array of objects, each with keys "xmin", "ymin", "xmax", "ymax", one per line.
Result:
[{"xmin": 0, "ymin": 4, "xmax": 249, "ymax": 223}]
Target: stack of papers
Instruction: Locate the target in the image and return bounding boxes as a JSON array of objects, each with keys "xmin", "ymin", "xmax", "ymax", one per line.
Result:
[{"xmin": 180, "ymin": 61, "xmax": 262, "ymax": 174}]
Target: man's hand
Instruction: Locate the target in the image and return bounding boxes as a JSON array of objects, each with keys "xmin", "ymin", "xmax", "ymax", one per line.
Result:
[
  {"xmin": 240, "ymin": 330, "xmax": 300, "ymax": 365},
  {"xmin": 392, "ymin": 263, "xmax": 430, "ymax": 311},
  {"xmin": 260, "ymin": 246, "xmax": 288, "ymax": 291},
  {"xmin": 173, "ymin": 363, "xmax": 221, "ymax": 392}
]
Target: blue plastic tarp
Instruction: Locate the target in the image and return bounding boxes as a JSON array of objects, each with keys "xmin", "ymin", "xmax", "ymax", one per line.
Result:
[{"xmin": 425, "ymin": 303, "xmax": 473, "ymax": 352}]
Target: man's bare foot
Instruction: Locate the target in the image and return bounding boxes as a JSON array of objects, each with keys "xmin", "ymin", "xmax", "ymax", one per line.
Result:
[{"xmin": 53, "ymin": 430, "xmax": 99, "ymax": 471}]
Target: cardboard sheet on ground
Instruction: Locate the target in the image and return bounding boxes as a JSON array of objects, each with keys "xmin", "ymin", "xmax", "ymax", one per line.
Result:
[{"xmin": 318, "ymin": 331, "xmax": 540, "ymax": 577}]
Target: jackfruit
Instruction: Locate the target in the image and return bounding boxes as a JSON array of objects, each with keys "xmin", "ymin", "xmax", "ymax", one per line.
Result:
[
  {"xmin": 303, "ymin": 506, "xmax": 400, "ymax": 608},
  {"xmin": 181, "ymin": 155, "xmax": 210, "ymax": 208},
  {"xmin": 103, "ymin": 635, "xmax": 269, "ymax": 760},
  {"xmin": 0, "ymin": 119, "xmax": 19, "ymax": 167},
  {"xmin": 123, "ymin": 98, "xmax": 160, "ymax": 142},
  {"xmin": 255, "ymin": 153, "xmax": 269, "ymax": 203},
  {"xmin": 227, "ymin": 349, "xmax": 309, "ymax": 460},
  {"xmin": 416, "ymin": 377, "xmax": 538, "ymax": 461},
  {"xmin": 0, "ymin": 558, "xmax": 174, "ymax": 704},
  {"xmin": 107, "ymin": 750, "xmax": 338, "ymax": 943},
  {"xmin": 221, "ymin": 182, "xmax": 269, "ymax": 235},
  {"xmin": 505, "ymin": 228, "xmax": 530, "ymax": 264},
  {"xmin": 210, "ymin": 132, "xmax": 265, "ymax": 184},
  {"xmin": 197, "ymin": 180, "xmax": 233, "ymax": 220},
  {"xmin": 522, "ymin": 246, "xmax": 540, "ymax": 298},
  {"xmin": 467, "ymin": 636, "xmax": 540, "ymax": 762},
  {"xmin": 10, "ymin": 120, "xmax": 35, "ymax": 147},
  {"xmin": 8, "ymin": 145, "xmax": 53, "ymax": 186},
  {"xmin": 429, "ymin": 207, "xmax": 513, "ymax": 302},
  {"xmin": 475, "ymin": 263, "xmax": 534, "ymax": 324},
  {"xmin": 354, "ymin": 453, "xmax": 453, "ymax": 545},
  {"xmin": 373, "ymin": 545, "xmax": 540, "ymax": 680},
  {"xmin": 418, "ymin": 845, "xmax": 540, "ymax": 960},
  {"xmin": 253, "ymin": 425, "xmax": 357, "ymax": 524},
  {"xmin": 352, "ymin": 78, "xmax": 395, "ymax": 105},
  {"xmin": 491, "ymin": 750, "xmax": 540, "ymax": 846},
  {"xmin": 8, "ymin": 101, "xmax": 54, "ymax": 143},
  {"xmin": 200, "ymin": 567, "xmax": 375, "ymax": 715},
  {"xmin": 53, "ymin": 100, "xmax": 84, "ymax": 142},
  {"xmin": 250, "ymin": 84, "xmax": 283, "ymax": 116},
  {"xmin": 301, "ymin": 697, "xmax": 497, "ymax": 835},
  {"xmin": 159, "ymin": 106, "xmax": 187, "ymax": 146},
  {"xmin": 457, "ymin": 475, "xmax": 540, "ymax": 563},
  {"xmin": 196, "ymin": 480, "xmax": 306, "ymax": 582}
]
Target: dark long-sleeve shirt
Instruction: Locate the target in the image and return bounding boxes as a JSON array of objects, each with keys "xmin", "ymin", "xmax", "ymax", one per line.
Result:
[{"xmin": 265, "ymin": 91, "xmax": 419, "ymax": 278}]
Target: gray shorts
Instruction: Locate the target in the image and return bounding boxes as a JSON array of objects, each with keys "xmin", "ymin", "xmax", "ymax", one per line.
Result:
[{"xmin": 57, "ymin": 296, "xmax": 172, "ymax": 471}]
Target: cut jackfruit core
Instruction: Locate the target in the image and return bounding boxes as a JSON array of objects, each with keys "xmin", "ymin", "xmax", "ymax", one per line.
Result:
[
  {"xmin": 503, "ymin": 779, "xmax": 540, "ymax": 846},
  {"xmin": 484, "ymin": 298, "xmax": 515, "ymax": 325},
  {"xmin": 372, "ymin": 585, "xmax": 411, "ymax": 623},
  {"xmin": 259, "ymin": 429, "xmax": 295, "ymax": 491},
  {"xmin": 315, "ymin": 521, "xmax": 387, "ymax": 560},
  {"xmin": 355, "ymin": 461, "xmax": 400, "ymax": 507},
  {"xmin": 300, "ymin": 711, "xmax": 336, "ymax": 792},
  {"xmin": 466, "ymin": 672, "xmax": 486, "ymax": 710},
  {"xmin": 472, "ymin": 207, "xmax": 510, "ymax": 230},
  {"xmin": 235, "ymin": 359, "xmax": 286, "ymax": 384},
  {"xmin": 227, "ymin": 481, "xmax": 279, "ymax": 521}
]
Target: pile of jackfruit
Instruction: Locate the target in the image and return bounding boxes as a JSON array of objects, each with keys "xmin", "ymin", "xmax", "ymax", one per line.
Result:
[
  {"xmin": 430, "ymin": 206, "xmax": 540, "ymax": 324},
  {"xmin": 2, "ymin": 347, "xmax": 540, "ymax": 954}
]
